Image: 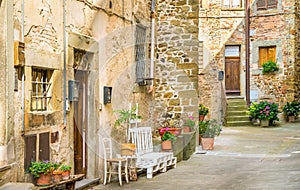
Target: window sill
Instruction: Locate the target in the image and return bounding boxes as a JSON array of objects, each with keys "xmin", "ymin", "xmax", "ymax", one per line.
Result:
[{"xmin": 221, "ymin": 8, "xmax": 244, "ymax": 11}]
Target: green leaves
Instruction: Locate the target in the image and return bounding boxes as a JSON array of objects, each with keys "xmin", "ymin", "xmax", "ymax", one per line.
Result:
[
  {"xmin": 199, "ymin": 119, "xmax": 222, "ymax": 138},
  {"xmin": 262, "ymin": 60, "xmax": 279, "ymax": 74},
  {"xmin": 248, "ymin": 101, "xmax": 279, "ymax": 123},
  {"xmin": 199, "ymin": 104, "xmax": 209, "ymax": 115},
  {"xmin": 283, "ymin": 101, "xmax": 300, "ymax": 117}
]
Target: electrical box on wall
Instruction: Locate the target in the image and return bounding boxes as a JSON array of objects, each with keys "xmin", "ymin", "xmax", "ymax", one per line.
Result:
[
  {"xmin": 104, "ymin": 86, "xmax": 112, "ymax": 104},
  {"xmin": 14, "ymin": 41, "xmax": 25, "ymax": 66},
  {"xmin": 218, "ymin": 71, "xmax": 224, "ymax": 81},
  {"xmin": 68, "ymin": 80, "xmax": 80, "ymax": 101}
]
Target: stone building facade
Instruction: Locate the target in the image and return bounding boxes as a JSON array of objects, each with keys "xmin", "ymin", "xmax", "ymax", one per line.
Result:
[
  {"xmin": 0, "ymin": 0, "xmax": 154, "ymax": 184},
  {"xmin": 199, "ymin": 0, "xmax": 299, "ymax": 119}
]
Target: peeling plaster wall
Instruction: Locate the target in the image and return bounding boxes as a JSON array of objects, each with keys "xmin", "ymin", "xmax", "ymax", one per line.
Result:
[{"xmin": 10, "ymin": 0, "xmax": 153, "ymax": 182}]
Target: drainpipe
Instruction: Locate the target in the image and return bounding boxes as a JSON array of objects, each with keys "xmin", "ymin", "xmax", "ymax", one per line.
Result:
[
  {"xmin": 148, "ymin": 0, "xmax": 155, "ymax": 92},
  {"xmin": 63, "ymin": 0, "xmax": 67, "ymax": 126},
  {"xmin": 245, "ymin": 0, "xmax": 250, "ymax": 105},
  {"xmin": 21, "ymin": 0, "xmax": 25, "ymax": 132}
]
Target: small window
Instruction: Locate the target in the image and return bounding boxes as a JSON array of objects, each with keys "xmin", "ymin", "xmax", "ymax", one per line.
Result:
[
  {"xmin": 259, "ymin": 46, "xmax": 276, "ymax": 67},
  {"xmin": 135, "ymin": 24, "xmax": 147, "ymax": 85},
  {"xmin": 31, "ymin": 68, "xmax": 53, "ymax": 111},
  {"xmin": 257, "ymin": 0, "xmax": 277, "ymax": 10},
  {"xmin": 223, "ymin": 0, "xmax": 242, "ymax": 8}
]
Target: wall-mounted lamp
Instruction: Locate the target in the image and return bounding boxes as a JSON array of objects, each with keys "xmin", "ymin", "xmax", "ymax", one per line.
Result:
[
  {"xmin": 218, "ymin": 71, "xmax": 224, "ymax": 81},
  {"xmin": 68, "ymin": 80, "xmax": 80, "ymax": 101},
  {"xmin": 104, "ymin": 86, "xmax": 112, "ymax": 104}
]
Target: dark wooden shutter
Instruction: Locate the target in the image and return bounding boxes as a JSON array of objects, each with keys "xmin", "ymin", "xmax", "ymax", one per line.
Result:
[
  {"xmin": 25, "ymin": 135, "xmax": 37, "ymax": 170},
  {"xmin": 267, "ymin": 0, "xmax": 277, "ymax": 8},
  {"xmin": 39, "ymin": 132, "xmax": 50, "ymax": 162},
  {"xmin": 257, "ymin": 0, "xmax": 266, "ymax": 9}
]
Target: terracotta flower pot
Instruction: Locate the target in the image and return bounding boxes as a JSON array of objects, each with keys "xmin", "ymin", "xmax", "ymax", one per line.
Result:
[
  {"xmin": 161, "ymin": 140, "xmax": 172, "ymax": 150},
  {"xmin": 36, "ymin": 173, "xmax": 51, "ymax": 186},
  {"xmin": 201, "ymin": 137, "xmax": 214, "ymax": 150},
  {"xmin": 288, "ymin": 116, "xmax": 295, "ymax": 123},
  {"xmin": 52, "ymin": 170, "xmax": 63, "ymax": 183},
  {"xmin": 183, "ymin": 126, "xmax": 191, "ymax": 133},
  {"xmin": 61, "ymin": 170, "xmax": 71, "ymax": 180},
  {"xmin": 199, "ymin": 115, "xmax": 205, "ymax": 121}
]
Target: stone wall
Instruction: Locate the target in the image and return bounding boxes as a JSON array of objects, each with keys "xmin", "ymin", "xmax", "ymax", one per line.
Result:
[
  {"xmin": 10, "ymin": 0, "xmax": 153, "ymax": 182},
  {"xmin": 198, "ymin": 0, "xmax": 245, "ymax": 120},
  {"xmin": 249, "ymin": 0, "xmax": 297, "ymax": 108},
  {"xmin": 155, "ymin": 0, "xmax": 199, "ymax": 128}
]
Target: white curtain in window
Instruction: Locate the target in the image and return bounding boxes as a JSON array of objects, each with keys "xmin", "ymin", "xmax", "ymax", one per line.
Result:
[
  {"xmin": 232, "ymin": 0, "xmax": 240, "ymax": 7},
  {"xmin": 223, "ymin": 0, "xmax": 230, "ymax": 7}
]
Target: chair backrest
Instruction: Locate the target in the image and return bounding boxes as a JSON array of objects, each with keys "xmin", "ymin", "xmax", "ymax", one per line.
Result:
[
  {"xmin": 101, "ymin": 137, "xmax": 113, "ymax": 160},
  {"xmin": 129, "ymin": 127, "xmax": 153, "ymax": 155}
]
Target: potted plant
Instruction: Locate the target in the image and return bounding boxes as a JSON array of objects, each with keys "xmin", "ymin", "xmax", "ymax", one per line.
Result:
[
  {"xmin": 248, "ymin": 101, "xmax": 279, "ymax": 127},
  {"xmin": 283, "ymin": 101, "xmax": 300, "ymax": 122},
  {"xmin": 182, "ymin": 116, "xmax": 196, "ymax": 133},
  {"xmin": 161, "ymin": 129, "xmax": 176, "ymax": 151},
  {"xmin": 262, "ymin": 60, "xmax": 279, "ymax": 74},
  {"xmin": 199, "ymin": 119, "xmax": 222, "ymax": 150},
  {"xmin": 28, "ymin": 160, "xmax": 54, "ymax": 185},
  {"xmin": 52, "ymin": 162, "xmax": 63, "ymax": 183},
  {"xmin": 198, "ymin": 104, "xmax": 209, "ymax": 121},
  {"xmin": 114, "ymin": 106, "xmax": 141, "ymax": 155},
  {"xmin": 60, "ymin": 164, "xmax": 72, "ymax": 180}
]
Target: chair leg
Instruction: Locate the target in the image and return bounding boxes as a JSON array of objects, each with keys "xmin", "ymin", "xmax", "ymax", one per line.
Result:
[
  {"xmin": 124, "ymin": 160, "xmax": 129, "ymax": 183},
  {"xmin": 118, "ymin": 161, "xmax": 122, "ymax": 186},
  {"xmin": 108, "ymin": 162, "xmax": 112, "ymax": 183},
  {"xmin": 103, "ymin": 162, "xmax": 107, "ymax": 185}
]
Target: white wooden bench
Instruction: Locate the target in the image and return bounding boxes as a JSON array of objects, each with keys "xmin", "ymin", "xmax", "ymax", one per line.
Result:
[{"xmin": 128, "ymin": 127, "xmax": 177, "ymax": 178}]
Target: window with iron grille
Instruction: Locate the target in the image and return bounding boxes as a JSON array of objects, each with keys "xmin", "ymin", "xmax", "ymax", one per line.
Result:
[
  {"xmin": 135, "ymin": 24, "xmax": 147, "ymax": 85},
  {"xmin": 223, "ymin": 0, "xmax": 242, "ymax": 8},
  {"xmin": 31, "ymin": 68, "xmax": 53, "ymax": 111},
  {"xmin": 257, "ymin": 0, "xmax": 277, "ymax": 10}
]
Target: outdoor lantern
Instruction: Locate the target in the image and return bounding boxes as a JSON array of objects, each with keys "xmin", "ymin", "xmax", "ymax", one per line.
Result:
[
  {"xmin": 104, "ymin": 86, "xmax": 112, "ymax": 104},
  {"xmin": 68, "ymin": 80, "xmax": 80, "ymax": 101},
  {"xmin": 218, "ymin": 71, "xmax": 224, "ymax": 81}
]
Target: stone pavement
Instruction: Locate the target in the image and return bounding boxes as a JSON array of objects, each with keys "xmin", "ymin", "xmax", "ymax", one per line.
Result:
[{"xmin": 88, "ymin": 121, "xmax": 300, "ymax": 190}]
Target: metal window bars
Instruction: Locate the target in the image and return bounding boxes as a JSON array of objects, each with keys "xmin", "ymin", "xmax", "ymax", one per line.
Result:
[{"xmin": 31, "ymin": 69, "xmax": 52, "ymax": 111}]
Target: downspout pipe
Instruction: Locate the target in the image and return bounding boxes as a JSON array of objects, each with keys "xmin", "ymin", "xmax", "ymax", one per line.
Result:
[
  {"xmin": 245, "ymin": 0, "xmax": 250, "ymax": 105},
  {"xmin": 21, "ymin": 0, "xmax": 25, "ymax": 132},
  {"xmin": 148, "ymin": 0, "xmax": 156, "ymax": 91},
  {"xmin": 63, "ymin": 0, "xmax": 67, "ymax": 126}
]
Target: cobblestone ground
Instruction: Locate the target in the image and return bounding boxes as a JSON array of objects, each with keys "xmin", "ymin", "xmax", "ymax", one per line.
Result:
[{"xmin": 90, "ymin": 122, "xmax": 300, "ymax": 190}]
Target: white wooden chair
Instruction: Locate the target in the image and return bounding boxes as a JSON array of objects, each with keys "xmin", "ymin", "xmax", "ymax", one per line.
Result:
[
  {"xmin": 102, "ymin": 137, "xmax": 129, "ymax": 186},
  {"xmin": 129, "ymin": 127, "xmax": 177, "ymax": 178}
]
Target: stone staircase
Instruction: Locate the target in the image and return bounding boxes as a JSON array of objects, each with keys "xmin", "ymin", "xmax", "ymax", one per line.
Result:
[{"xmin": 225, "ymin": 97, "xmax": 252, "ymax": 127}]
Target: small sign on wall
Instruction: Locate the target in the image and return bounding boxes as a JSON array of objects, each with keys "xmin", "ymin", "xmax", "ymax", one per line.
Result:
[{"xmin": 250, "ymin": 90, "xmax": 258, "ymax": 102}]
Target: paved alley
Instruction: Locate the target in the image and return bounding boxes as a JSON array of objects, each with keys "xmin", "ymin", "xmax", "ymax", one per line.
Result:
[{"xmin": 89, "ymin": 122, "xmax": 300, "ymax": 190}]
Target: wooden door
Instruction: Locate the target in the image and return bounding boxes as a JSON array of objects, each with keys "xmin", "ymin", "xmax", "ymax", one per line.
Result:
[
  {"xmin": 74, "ymin": 71, "xmax": 88, "ymax": 174},
  {"xmin": 225, "ymin": 57, "xmax": 240, "ymax": 95}
]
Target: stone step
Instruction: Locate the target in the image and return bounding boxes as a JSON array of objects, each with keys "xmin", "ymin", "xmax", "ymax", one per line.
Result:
[
  {"xmin": 225, "ymin": 116, "xmax": 251, "ymax": 122},
  {"xmin": 225, "ymin": 121, "xmax": 253, "ymax": 127},
  {"xmin": 226, "ymin": 105, "xmax": 248, "ymax": 111},
  {"xmin": 226, "ymin": 111, "xmax": 249, "ymax": 117}
]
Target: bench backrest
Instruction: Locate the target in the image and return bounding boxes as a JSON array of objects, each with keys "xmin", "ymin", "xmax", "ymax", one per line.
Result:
[{"xmin": 129, "ymin": 127, "xmax": 153, "ymax": 155}]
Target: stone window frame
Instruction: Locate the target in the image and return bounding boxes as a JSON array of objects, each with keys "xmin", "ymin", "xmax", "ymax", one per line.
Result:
[
  {"xmin": 253, "ymin": 0, "xmax": 282, "ymax": 14},
  {"xmin": 31, "ymin": 68, "xmax": 53, "ymax": 111},
  {"xmin": 251, "ymin": 39, "xmax": 282, "ymax": 74}
]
